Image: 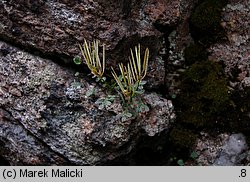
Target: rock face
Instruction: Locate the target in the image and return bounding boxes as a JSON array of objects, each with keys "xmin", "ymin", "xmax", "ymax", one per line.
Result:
[
  {"xmin": 209, "ymin": 0, "xmax": 250, "ymax": 92},
  {"xmin": 0, "ymin": 0, "xmax": 179, "ymax": 165},
  {"xmin": 194, "ymin": 133, "xmax": 248, "ymax": 166},
  {"xmin": 0, "ymin": 0, "xmax": 249, "ymax": 166},
  {"xmin": 214, "ymin": 133, "xmax": 248, "ymax": 166},
  {"xmin": 0, "ymin": 0, "xmax": 181, "ymax": 89},
  {"xmin": 164, "ymin": 0, "xmax": 250, "ymax": 166},
  {"xmin": 0, "ymin": 41, "xmax": 175, "ymax": 165}
]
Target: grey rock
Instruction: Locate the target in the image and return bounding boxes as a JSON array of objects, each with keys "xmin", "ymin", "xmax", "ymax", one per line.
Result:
[
  {"xmin": 0, "ymin": 41, "xmax": 175, "ymax": 165},
  {"xmin": 208, "ymin": 0, "xmax": 250, "ymax": 91},
  {"xmin": 214, "ymin": 133, "xmax": 248, "ymax": 166},
  {"xmin": 140, "ymin": 93, "xmax": 175, "ymax": 136},
  {"xmin": 0, "ymin": 0, "xmax": 182, "ymax": 89}
]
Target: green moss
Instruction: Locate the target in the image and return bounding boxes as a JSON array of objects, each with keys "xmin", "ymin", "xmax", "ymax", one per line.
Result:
[
  {"xmin": 170, "ymin": 128, "xmax": 198, "ymax": 149},
  {"xmin": 198, "ymin": 73, "xmax": 229, "ymax": 112},
  {"xmin": 190, "ymin": 0, "xmax": 227, "ymax": 45},
  {"xmin": 184, "ymin": 43, "xmax": 207, "ymax": 65},
  {"xmin": 177, "ymin": 60, "xmax": 230, "ymax": 128}
]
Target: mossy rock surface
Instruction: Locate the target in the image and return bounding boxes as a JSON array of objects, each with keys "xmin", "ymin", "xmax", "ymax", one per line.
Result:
[
  {"xmin": 184, "ymin": 43, "xmax": 207, "ymax": 65},
  {"xmin": 170, "ymin": 127, "xmax": 198, "ymax": 150},
  {"xmin": 190, "ymin": 0, "xmax": 227, "ymax": 45},
  {"xmin": 177, "ymin": 60, "xmax": 230, "ymax": 128}
]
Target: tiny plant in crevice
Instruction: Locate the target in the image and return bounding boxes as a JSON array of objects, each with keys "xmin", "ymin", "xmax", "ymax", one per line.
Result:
[
  {"xmin": 176, "ymin": 151, "xmax": 200, "ymax": 166},
  {"xmin": 85, "ymin": 86, "xmax": 97, "ymax": 97},
  {"xmin": 74, "ymin": 39, "xmax": 150, "ymax": 117},
  {"xmin": 70, "ymin": 80, "xmax": 82, "ymax": 89},
  {"xmin": 74, "ymin": 39, "xmax": 106, "ymax": 82},
  {"xmin": 95, "ymin": 95, "xmax": 116, "ymax": 110},
  {"xmin": 111, "ymin": 44, "xmax": 149, "ymax": 102},
  {"xmin": 119, "ymin": 111, "xmax": 133, "ymax": 122},
  {"xmin": 177, "ymin": 159, "xmax": 185, "ymax": 166}
]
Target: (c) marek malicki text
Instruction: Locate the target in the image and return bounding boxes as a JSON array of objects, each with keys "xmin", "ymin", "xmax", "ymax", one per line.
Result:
[{"xmin": 19, "ymin": 169, "xmax": 83, "ymax": 178}]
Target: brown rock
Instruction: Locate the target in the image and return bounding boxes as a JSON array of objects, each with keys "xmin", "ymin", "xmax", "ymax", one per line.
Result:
[
  {"xmin": 0, "ymin": 41, "xmax": 175, "ymax": 165},
  {"xmin": 145, "ymin": 0, "xmax": 180, "ymax": 26},
  {"xmin": 0, "ymin": 0, "xmax": 181, "ymax": 89},
  {"xmin": 208, "ymin": 0, "xmax": 250, "ymax": 91}
]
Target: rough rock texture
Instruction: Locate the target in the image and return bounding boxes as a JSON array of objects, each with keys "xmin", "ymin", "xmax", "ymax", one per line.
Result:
[
  {"xmin": 0, "ymin": 0, "xmax": 249, "ymax": 166},
  {"xmin": 208, "ymin": 0, "xmax": 250, "ymax": 91},
  {"xmin": 0, "ymin": 41, "xmax": 175, "ymax": 165},
  {"xmin": 193, "ymin": 133, "xmax": 248, "ymax": 166},
  {"xmin": 194, "ymin": 132, "xmax": 230, "ymax": 166},
  {"xmin": 214, "ymin": 133, "xmax": 248, "ymax": 166},
  {"xmin": 164, "ymin": 0, "xmax": 250, "ymax": 166},
  {"xmin": 0, "ymin": 0, "xmax": 182, "ymax": 89},
  {"xmin": 193, "ymin": 0, "xmax": 250, "ymax": 166},
  {"xmin": 164, "ymin": 0, "xmax": 196, "ymax": 96}
]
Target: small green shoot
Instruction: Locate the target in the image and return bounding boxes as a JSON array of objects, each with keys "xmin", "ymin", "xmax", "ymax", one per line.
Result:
[
  {"xmin": 190, "ymin": 151, "xmax": 199, "ymax": 159},
  {"xmin": 73, "ymin": 55, "xmax": 82, "ymax": 65},
  {"xmin": 70, "ymin": 81, "xmax": 82, "ymax": 89},
  {"xmin": 177, "ymin": 159, "xmax": 185, "ymax": 166},
  {"xmin": 86, "ymin": 87, "xmax": 97, "ymax": 97},
  {"xmin": 95, "ymin": 95, "xmax": 116, "ymax": 110},
  {"xmin": 120, "ymin": 111, "xmax": 133, "ymax": 122},
  {"xmin": 75, "ymin": 40, "xmax": 151, "ymax": 116}
]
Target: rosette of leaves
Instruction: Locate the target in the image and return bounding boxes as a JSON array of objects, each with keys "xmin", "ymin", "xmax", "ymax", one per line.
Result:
[
  {"xmin": 111, "ymin": 44, "xmax": 149, "ymax": 101},
  {"xmin": 74, "ymin": 39, "xmax": 106, "ymax": 82}
]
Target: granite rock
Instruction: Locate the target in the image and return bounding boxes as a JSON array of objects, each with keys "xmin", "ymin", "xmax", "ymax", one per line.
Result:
[{"xmin": 0, "ymin": 41, "xmax": 175, "ymax": 165}]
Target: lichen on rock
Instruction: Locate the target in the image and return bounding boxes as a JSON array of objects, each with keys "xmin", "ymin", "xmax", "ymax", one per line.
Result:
[{"xmin": 0, "ymin": 41, "xmax": 175, "ymax": 165}]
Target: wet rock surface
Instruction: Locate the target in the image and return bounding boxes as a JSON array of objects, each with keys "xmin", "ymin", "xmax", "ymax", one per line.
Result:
[{"xmin": 0, "ymin": 41, "xmax": 175, "ymax": 165}]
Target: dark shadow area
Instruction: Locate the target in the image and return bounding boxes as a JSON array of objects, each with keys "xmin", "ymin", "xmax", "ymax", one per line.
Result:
[{"xmin": 0, "ymin": 156, "xmax": 10, "ymax": 166}]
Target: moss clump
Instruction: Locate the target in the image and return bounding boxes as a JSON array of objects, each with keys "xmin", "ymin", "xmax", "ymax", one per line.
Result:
[
  {"xmin": 177, "ymin": 60, "xmax": 230, "ymax": 128},
  {"xmin": 170, "ymin": 128, "xmax": 198, "ymax": 150},
  {"xmin": 184, "ymin": 43, "xmax": 207, "ymax": 65},
  {"xmin": 190, "ymin": 0, "xmax": 227, "ymax": 45}
]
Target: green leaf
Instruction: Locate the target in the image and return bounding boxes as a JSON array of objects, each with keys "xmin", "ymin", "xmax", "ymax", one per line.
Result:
[
  {"xmin": 75, "ymin": 72, "xmax": 80, "ymax": 77},
  {"xmin": 171, "ymin": 94, "xmax": 177, "ymax": 99},
  {"xmin": 107, "ymin": 95, "xmax": 116, "ymax": 101},
  {"xmin": 140, "ymin": 80, "xmax": 147, "ymax": 85},
  {"xmin": 95, "ymin": 77, "xmax": 100, "ymax": 82},
  {"xmin": 71, "ymin": 81, "xmax": 82, "ymax": 88},
  {"xmin": 95, "ymin": 95, "xmax": 115, "ymax": 110},
  {"xmin": 190, "ymin": 151, "xmax": 199, "ymax": 159},
  {"xmin": 140, "ymin": 104, "xmax": 149, "ymax": 112},
  {"xmin": 177, "ymin": 159, "xmax": 185, "ymax": 166},
  {"xmin": 101, "ymin": 77, "xmax": 106, "ymax": 82},
  {"xmin": 73, "ymin": 56, "xmax": 82, "ymax": 65},
  {"xmin": 135, "ymin": 89, "xmax": 144, "ymax": 95},
  {"xmin": 86, "ymin": 88, "xmax": 96, "ymax": 97},
  {"xmin": 121, "ymin": 112, "xmax": 133, "ymax": 122},
  {"xmin": 125, "ymin": 112, "xmax": 133, "ymax": 117},
  {"xmin": 105, "ymin": 100, "xmax": 112, "ymax": 106},
  {"xmin": 95, "ymin": 98, "xmax": 104, "ymax": 105}
]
